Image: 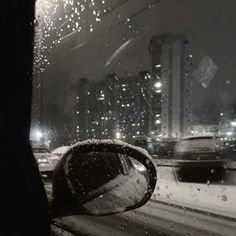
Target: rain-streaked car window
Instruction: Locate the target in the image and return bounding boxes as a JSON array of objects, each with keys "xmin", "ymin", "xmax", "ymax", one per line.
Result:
[{"xmin": 33, "ymin": 0, "xmax": 236, "ymax": 235}]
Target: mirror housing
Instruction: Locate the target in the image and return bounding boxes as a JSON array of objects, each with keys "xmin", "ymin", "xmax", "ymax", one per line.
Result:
[{"xmin": 51, "ymin": 140, "xmax": 157, "ymax": 217}]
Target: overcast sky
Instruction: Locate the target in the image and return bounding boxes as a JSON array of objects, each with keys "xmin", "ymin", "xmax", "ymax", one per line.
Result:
[{"xmin": 38, "ymin": 0, "xmax": 236, "ymax": 117}]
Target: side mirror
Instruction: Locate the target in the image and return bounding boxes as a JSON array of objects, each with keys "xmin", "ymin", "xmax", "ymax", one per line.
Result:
[{"xmin": 51, "ymin": 140, "xmax": 157, "ymax": 217}]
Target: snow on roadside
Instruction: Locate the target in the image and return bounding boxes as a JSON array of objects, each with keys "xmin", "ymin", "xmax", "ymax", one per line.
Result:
[{"xmin": 152, "ymin": 165, "xmax": 236, "ymax": 218}]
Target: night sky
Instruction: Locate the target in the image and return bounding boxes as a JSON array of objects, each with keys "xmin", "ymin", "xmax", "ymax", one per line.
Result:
[{"xmin": 36, "ymin": 0, "xmax": 236, "ymax": 121}]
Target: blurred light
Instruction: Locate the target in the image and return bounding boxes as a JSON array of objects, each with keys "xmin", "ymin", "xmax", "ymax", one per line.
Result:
[
  {"xmin": 37, "ymin": 158, "xmax": 49, "ymax": 164},
  {"xmin": 154, "ymin": 82, "xmax": 162, "ymax": 88},
  {"xmin": 155, "ymin": 64, "xmax": 162, "ymax": 68},
  {"xmin": 231, "ymin": 121, "xmax": 236, "ymax": 127},
  {"xmin": 155, "ymin": 120, "xmax": 161, "ymax": 125},
  {"xmin": 145, "ymin": 73, "xmax": 151, "ymax": 79},
  {"xmin": 226, "ymin": 131, "xmax": 232, "ymax": 136},
  {"xmin": 31, "ymin": 129, "xmax": 43, "ymax": 141},
  {"xmin": 133, "ymin": 162, "xmax": 146, "ymax": 172},
  {"xmin": 115, "ymin": 131, "xmax": 121, "ymax": 139}
]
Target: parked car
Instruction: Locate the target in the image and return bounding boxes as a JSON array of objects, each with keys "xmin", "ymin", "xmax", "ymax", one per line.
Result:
[
  {"xmin": 152, "ymin": 140, "xmax": 177, "ymax": 159},
  {"xmin": 33, "ymin": 146, "xmax": 58, "ymax": 178},
  {"xmin": 172, "ymin": 136, "xmax": 232, "ymax": 181},
  {"xmin": 173, "ymin": 136, "xmax": 231, "ymax": 162},
  {"xmin": 51, "ymin": 145, "xmax": 70, "ymax": 158}
]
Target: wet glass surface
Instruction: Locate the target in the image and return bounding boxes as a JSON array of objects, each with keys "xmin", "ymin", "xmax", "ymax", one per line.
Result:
[{"xmin": 34, "ymin": 1, "xmax": 236, "ymax": 235}]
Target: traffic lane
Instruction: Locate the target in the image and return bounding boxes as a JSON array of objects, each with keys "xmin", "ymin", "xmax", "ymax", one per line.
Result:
[{"xmin": 52, "ymin": 200, "xmax": 236, "ymax": 236}]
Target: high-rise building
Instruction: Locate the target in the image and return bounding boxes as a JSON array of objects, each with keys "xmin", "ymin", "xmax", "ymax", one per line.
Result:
[
  {"xmin": 70, "ymin": 71, "xmax": 160, "ymax": 144},
  {"xmin": 149, "ymin": 32, "xmax": 192, "ymax": 139}
]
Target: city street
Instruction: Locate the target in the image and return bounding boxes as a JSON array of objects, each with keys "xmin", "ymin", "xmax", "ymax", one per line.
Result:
[{"xmin": 45, "ymin": 163, "xmax": 236, "ymax": 236}]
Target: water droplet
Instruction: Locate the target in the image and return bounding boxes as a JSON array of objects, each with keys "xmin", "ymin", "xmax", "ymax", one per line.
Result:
[{"xmin": 221, "ymin": 195, "xmax": 227, "ymax": 201}]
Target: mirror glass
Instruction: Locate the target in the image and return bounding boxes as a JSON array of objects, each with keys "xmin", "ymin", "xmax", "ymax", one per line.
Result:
[{"xmin": 65, "ymin": 150, "xmax": 150, "ymax": 215}]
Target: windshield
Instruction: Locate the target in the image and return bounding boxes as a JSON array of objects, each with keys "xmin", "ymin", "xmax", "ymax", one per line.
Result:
[{"xmin": 33, "ymin": 0, "xmax": 236, "ymax": 235}]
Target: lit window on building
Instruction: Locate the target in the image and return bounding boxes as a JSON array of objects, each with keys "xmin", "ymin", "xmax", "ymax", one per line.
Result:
[{"xmin": 155, "ymin": 64, "xmax": 162, "ymax": 68}]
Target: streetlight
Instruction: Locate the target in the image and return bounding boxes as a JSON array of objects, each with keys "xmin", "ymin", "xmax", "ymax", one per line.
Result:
[
  {"xmin": 30, "ymin": 128, "xmax": 43, "ymax": 141},
  {"xmin": 231, "ymin": 121, "xmax": 236, "ymax": 127},
  {"xmin": 36, "ymin": 130, "xmax": 43, "ymax": 139},
  {"xmin": 115, "ymin": 131, "xmax": 121, "ymax": 139},
  {"xmin": 154, "ymin": 81, "xmax": 162, "ymax": 89}
]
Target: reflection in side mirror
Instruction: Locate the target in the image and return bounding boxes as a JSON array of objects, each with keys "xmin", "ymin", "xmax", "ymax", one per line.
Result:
[{"xmin": 51, "ymin": 140, "xmax": 157, "ymax": 217}]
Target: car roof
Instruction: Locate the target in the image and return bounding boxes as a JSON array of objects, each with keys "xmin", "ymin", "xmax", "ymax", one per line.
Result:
[{"xmin": 51, "ymin": 146, "xmax": 70, "ymax": 154}]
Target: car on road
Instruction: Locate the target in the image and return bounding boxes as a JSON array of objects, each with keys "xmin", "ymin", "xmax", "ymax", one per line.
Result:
[
  {"xmin": 173, "ymin": 136, "xmax": 232, "ymax": 162},
  {"xmin": 172, "ymin": 136, "xmax": 233, "ymax": 181},
  {"xmin": 33, "ymin": 146, "xmax": 58, "ymax": 178}
]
